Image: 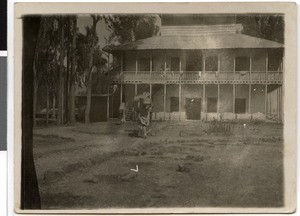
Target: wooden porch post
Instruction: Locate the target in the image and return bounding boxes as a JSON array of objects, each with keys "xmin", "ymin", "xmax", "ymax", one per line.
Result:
[
  {"xmin": 135, "ymin": 53, "xmax": 138, "ymax": 76},
  {"xmin": 164, "ymin": 84, "xmax": 166, "ymax": 120},
  {"xmin": 164, "ymin": 53, "xmax": 167, "ymax": 70},
  {"xmin": 233, "ymin": 51, "xmax": 236, "ymax": 80},
  {"xmin": 150, "ymin": 53, "xmax": 152, "ymax": 80},
  {"xmin": 218, "ymin": 53, "xmax": 221, "ymax": 72},
  {"xmin": 135, "ymin": 84, "xmax": 137, "ymax": 95},
  {"xmin": 217, "ymin": 84, "xmax": 220, "ymax": 118},
  {"xmin": 179, "ymin": 84, "xmax": 182, "ymax": 121},
  {"xmin": 265, "ymin": 50, "xmax": 268, "ymax": 80},
  {"xmin": 217, "ymin": 53, "xmax": 220, "ymax": 119},
  {"xmin": 179, "ymin": 54, "xmax": 182, "ymax": 121},
  {"xmin": 279, "ymin": 86, "xmax": 282, "ymax": 121},
  {"xmin": 249, "ymin": 51, "xmax": 252, "ymax": 80},
  {"xmin": 233, "ymin": 51, "xmax": 236, "ymax": 117},
  {"xmin": 233, "ymin": 84, "xmax": 235, "ymax": 116},
  {"xmin": 150, "ymin": 84, "xmax": 152, "ymax": 99},
  {"xmin": 265, "ymin": 50, "xmax": 268, "ymax": 118},
  {"xmin": 202, "ymin": 53, "xmax": 206, "ymax": 119},
  {"xmin": 202, "ymin": 84, "xmax": 206, "ymax": 119},
  {"xmin": 249, "ymin": 84, "xmax": 251, "ymax": 114},
  {"xmin": 265, "ymin": 84, "xmax": 268, "ymax": 118}
]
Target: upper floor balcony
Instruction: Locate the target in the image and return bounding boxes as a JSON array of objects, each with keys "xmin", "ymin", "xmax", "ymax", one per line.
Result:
[{"xmin": 110, "ymin": 70, "xmax": 283, "ymax": 84}]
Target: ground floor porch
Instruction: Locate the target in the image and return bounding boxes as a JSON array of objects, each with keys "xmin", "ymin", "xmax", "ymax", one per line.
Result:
[{"xmin": 114, "ymin": 83, "xmax": 283, "ymax": 121}]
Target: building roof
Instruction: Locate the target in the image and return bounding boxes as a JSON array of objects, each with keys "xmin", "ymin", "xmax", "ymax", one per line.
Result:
[{"xmin": 103, "ymin": 33, "xmax": 283, "ymax": 53}]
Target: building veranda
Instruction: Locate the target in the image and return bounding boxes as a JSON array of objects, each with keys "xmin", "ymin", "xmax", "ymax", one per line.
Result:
[{"xmin": 104, "ymin": 15, "xmax": 283, "ymax": 122}]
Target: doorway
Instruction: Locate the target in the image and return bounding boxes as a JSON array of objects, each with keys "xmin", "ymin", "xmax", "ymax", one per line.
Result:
[
  {"xmin": 185, "ymin": 98, "xmax": 201, "ymax": 120},
  {"xmin": 235, "ymin": 98, "xmax": 246, "ymax": 114}
]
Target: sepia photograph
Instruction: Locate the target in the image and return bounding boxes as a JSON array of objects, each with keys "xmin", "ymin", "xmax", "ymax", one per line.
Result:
[{"xmin": 14, "ymin": 2, "xmax": 296, "ymax": 214}]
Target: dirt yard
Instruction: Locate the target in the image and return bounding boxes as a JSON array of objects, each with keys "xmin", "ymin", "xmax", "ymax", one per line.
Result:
[{"xmin": 33, "ymin": 120, "xmax": 283, "ymax": 209}]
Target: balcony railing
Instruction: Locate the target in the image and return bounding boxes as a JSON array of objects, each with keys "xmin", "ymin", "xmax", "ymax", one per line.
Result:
[{"xmin": 110, "ymin": 71, "xmax": 283, "ymax": 83}]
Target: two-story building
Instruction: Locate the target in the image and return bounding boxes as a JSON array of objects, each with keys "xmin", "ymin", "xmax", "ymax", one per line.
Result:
[{"xmin": 104, "ymin": 15, "xmax": 283, "ymax": 121}]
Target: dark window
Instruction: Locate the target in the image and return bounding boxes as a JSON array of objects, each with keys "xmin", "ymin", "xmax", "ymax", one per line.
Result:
[
  {"xmin": 236, "ymin": 56, "xmax": 250, "ymax": 71},
  {"xmin": 186, "ymin": 51, "xmax": 202, "ymax": 71},
  {"xmin": 171, "ymin": 57, "xmax": 180, "ymax": 71},
  {"xmin": 207, "ymin": 98, "xmax": 217, "ymax": 113},
  {"xmin": 235, "ymin": 98, "xmax": 246, "ymax": 114},
  {"xmin": 268, "ymin": 50, "xmax": 283, "ymax": 71},
  {"xmin": 139, "ymin": 58, "xmax": 150, "ymax": 71},
  {"xmin": 205, "ymin": 56, "xmax": 218, "ymax": 71},
  {"xmin": 170, "ymin": 97, "xmax": 179, "ymax": 112}
]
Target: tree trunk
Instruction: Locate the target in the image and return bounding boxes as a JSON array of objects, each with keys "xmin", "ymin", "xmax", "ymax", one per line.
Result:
[
  {"xmin": 33, "ymin": 63, "xmax": 37, "ymax": 127},
  {"xmin": 52, "ymin": 93, "xmax": 56, "ymax": 121},
  {"xmin": 85, "ymin": 59, "xmax": 93, "ymax": 123},
  {"xmin": 84, "ymin": 16, "xmax": 100, "ymax": 124},
  {"xmin": 65, "ymin": 51, "xmax": 69, "ymax": 123},
  {"xmin": 46, "ymin": 86, "xmax": 49, "ymax": 125},
  {"xmin": 65, "ymin": 21, "xmax": 70, "ymax": 123},
  {"xmin": 58, "ymin": 17, "xmax": 65, "ymax": 125},
  {"xmin": 69, "ymin": 16, "xmax": 77, "ymax": 124},
  {"xmin": 85, "ymin": 74, "xmax": 92, "ymax": 124}
]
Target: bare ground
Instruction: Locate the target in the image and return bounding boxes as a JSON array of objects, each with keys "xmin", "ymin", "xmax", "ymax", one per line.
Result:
[{"xmin": 33, "ymin": 120, "xmax": 283, "ymax": 209}]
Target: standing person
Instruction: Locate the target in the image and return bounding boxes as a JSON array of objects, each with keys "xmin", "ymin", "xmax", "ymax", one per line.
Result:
[{"xmin": 136, "ymin": 93, "xmax": 152, "ymax": 138}]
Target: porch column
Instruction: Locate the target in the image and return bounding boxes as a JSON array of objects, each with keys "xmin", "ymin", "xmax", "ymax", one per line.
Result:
[
  {"xmin": 179, "ymin": 55, "xmax": 182, "ymax": 73},
  {"xmin": 135, "ymin": 84, "xmax": 137, "ymax": 95},
  {"xmin": 202, "ymin": 84, "xmax": 206, "ymax": 118},
  {"xmin": 217, "ymin": 84, "xmax": 220, "ymax": 118},
  {"xmin": 248, "ymin": 84, "xmax": 251, "ymax": 114},
  {"xmin": 217, "ymin": 53, "xmax": 221, "ymax": 72},
  {"xmin": 179, "ymin": 84, "xmax": 182, "ymax": 121},
  {"xmin": 150, "ymin": 53, "xmax": 152, "ymax": 79},
  {"xmin": 164, "ymin": 53, "xmax": 167, "ymax": 76},
  {"xmin": 233, "ymin": 84, "xmax": 235, "ymax": 115},
  {"xmin": 279, "ymin": 86, "xmax": 282, "ymax": 121},
  {"xmin": 265, "ymin": 50, "xmax": 268, "ymax": 80},
  {"xmin": 202, "ymin": 52, "xmax": 205, "ymax": 75},
  {"xmin": 264, "ymin": 84, "xmax": 268, "ymax": 118},
  {"xmin": 149, "ymin": 84, "xmax": 152, "ymax": 99},
  {"xmin": 233, "ymin": 51, "xmax": 236, "ymax": 80},
  {"xmin": 233, "ymin": 51, "xmax": 236, "ymax": 118},
  {"xmin": 164, "ymin": 84, "xmax": 166, "ymax": 120},
  {"xmin": 249, "ymin": 51, "xmax": 252, "ymax": 80},
  {"xmin": 277, "ymin": 87, "xmax": 280, "ymax": 120},
  {"xmin": 179, "ymin": 55, "xmax": 182, "ymax": 121},
  {"xmin": 202, "ymin": 52, "xmax": 206, "ymax": 120}
]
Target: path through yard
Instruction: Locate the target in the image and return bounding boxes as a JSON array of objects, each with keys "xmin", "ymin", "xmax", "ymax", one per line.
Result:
[{"xmin": 33, "ymin": 120, "xmax": 283, "ymax": 209}]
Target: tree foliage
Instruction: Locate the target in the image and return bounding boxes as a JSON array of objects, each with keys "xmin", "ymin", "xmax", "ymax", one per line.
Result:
[
  {"xmin": 105, "ymin": 15, "xmax": 159, "ymax": 43},
  {"xmin": 237, "ymin": 15, "xmax": 284, "ymax": 43}
]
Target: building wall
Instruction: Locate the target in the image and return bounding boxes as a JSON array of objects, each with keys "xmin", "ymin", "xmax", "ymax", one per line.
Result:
[
  {"xmin": 181, "ymin": 85, "xmax": 202, "ymax": 110},
  {"xmin": 219, "ymin": 84, "xmax": 233, "ymax": 113},
  {"xmin": 124, "ymin": 84, "xmax": 135, "ymax": 104},
  {"xmin": 267, "ymin": 85, "xmax": 283, "ymax": 120},
  {"xmin": 152, "ymin": 84, "xmax": 164, "ymax": 112},
  {"xmin": 250, "ymin": 84, "xmax": 265, "ymax": 114},
  {"xmin": 121, "ymin": 83, "xmax": 275, "ymax": 120},
  {"xmin": 235, "ymin": 84, "xmax": 250, "ymax": 113}
]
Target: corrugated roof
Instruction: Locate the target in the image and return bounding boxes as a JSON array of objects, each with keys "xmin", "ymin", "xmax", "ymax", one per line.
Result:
[{"xmin": 104, "ymin": 33, "xmax": 283, "ymax": 53}]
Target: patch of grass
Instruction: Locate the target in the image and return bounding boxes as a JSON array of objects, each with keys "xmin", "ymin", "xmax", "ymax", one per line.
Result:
[
  {"xmin": 204, "ymin": 120, "xmax": 232, "ymax": 136},
  {"xmin": 34, "ymin": 134, "xmax": 75, "ymax": 143}
]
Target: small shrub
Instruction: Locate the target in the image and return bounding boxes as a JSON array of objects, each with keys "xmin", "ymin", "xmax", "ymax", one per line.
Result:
[{"xmin": 204, "ymin": 120, "xmax": 232, "ymax": 136}]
